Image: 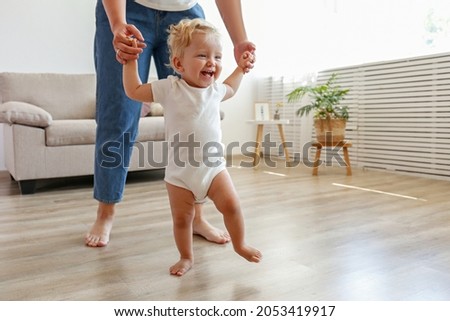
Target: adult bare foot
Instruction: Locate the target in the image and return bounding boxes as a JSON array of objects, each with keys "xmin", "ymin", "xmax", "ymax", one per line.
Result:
[
  {"xmin": 85, "ymin": 202, "xmax": 115, "ymax": 247},
  {"xmin": 193, "ymin": 218, "xmax": 231, "ymax": 244},
  {"xmin": 169, "ymin": 258, "xmax": 194, "ymax": 276}
]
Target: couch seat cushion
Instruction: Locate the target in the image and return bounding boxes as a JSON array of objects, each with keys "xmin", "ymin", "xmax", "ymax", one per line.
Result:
[
  {"xmin": 137, "ymin": 116, "xmax": 165, "ymax": 142},
  {"xmin": 46, "ymin": 119, "xmax": 96, "ymax": 146},
  {"xmin": 45, "ymin": 117, "xmax": 165, "ymax": 147}
]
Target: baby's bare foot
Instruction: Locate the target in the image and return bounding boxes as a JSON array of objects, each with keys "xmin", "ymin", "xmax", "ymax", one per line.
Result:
[
  {"xmin": 170, "ymin": 258, "xmax": 194, "ymax": 277},
  {"xmin": 193, "ymin": 219, "xmax": 230, "ymax": 244},
  {"xmin": 235, "ymin": 245, "xmax": 262, "ymax": 263}
]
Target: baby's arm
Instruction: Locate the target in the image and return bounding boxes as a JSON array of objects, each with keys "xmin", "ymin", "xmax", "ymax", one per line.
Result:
[
  {"xmin": 122, "ymin": 40, "xmax": 154, "ymax": 103},
  {"xmin": 222, "ymin": 51, "xmax": 254, "ymax": 101}
]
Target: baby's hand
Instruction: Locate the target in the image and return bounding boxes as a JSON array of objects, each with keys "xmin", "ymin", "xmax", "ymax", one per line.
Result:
[
  {"xmin": 122, "ymin": 37, "xmax": 139, "ymax": 64},
  {"xmin": 129, "ymin": 37, "xmax": 138, "ymax": 48},
  {"xmin": 239, "ymin": 51, "xmax": 256, "ymax": 74}
]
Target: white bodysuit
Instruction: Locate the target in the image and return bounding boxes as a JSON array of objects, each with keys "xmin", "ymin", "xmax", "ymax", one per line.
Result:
[{"xmin": 151, "ymin": 76, "xmax": 227, "ymax": 202}]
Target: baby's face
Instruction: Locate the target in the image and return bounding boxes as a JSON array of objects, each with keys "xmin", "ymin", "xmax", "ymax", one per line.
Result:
[{"xmin": 178, "ymin": 31, "xmax": 223, "ymax": 88}]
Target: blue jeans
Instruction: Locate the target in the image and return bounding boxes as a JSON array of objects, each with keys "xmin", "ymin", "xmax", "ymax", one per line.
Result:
[{"xmin": 93, "ymin": 0, "xmax": 205, "ymax": 203}]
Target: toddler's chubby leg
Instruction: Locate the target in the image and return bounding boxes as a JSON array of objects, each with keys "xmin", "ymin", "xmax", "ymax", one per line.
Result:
[
  {"xmin": 166, "ymin": 183, "xmax": 196, "ymax": 276},
  {"xmin": 208, "ymin": 171, "xmax": 262, "ymax": 263}
]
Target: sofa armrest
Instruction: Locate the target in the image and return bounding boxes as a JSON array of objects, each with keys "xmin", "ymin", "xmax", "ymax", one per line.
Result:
[{"xmin": 0, "ymin": 101, "xmax": 53, "ymax": 128}]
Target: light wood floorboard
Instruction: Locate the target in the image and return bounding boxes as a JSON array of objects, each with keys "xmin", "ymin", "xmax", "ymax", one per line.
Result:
[{"xmin": 1, "ymin": 160, "xmax": 450, "ymax": 301}]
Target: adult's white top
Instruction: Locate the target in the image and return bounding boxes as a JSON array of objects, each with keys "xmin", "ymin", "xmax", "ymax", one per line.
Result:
[{"xmin": 135, "ymin": 0, "xmax": 198, "ymax": 11}]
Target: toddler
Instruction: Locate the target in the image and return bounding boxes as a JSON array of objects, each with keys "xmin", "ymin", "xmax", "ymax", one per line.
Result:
[{"xmin": 122, "ymin": 18, "xmax": 262, "ymax": 276}]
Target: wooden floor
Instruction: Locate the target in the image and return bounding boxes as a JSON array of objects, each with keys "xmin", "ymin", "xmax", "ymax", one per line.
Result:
[{"xmin": 1, "ymin": 158, "xmax": 450, "ymax": 301}]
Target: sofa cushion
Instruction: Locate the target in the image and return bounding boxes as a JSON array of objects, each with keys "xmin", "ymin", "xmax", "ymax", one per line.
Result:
[
  {"xmin": 45, "ymin": 117, "xmax": 165, "ymax": 147},
  {"xmin": 137, "ymin": 116, "xmax": 165, "ymax": 141},
  {"xmin": 46, "ymin": 119, "xmax": 96, "ymax": 146},
  {"xmin": 0, "ymin": 101, "xmax": 53, "ymax": 127}
]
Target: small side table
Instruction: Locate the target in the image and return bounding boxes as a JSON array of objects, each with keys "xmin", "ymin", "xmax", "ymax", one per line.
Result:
[
  {"xmin": 247, "ymin": 119, "xmax": 291, "ymax": 166},
  {"xmin": 312, "ymin": 140, "xmax": 352, "ymax": 176}
]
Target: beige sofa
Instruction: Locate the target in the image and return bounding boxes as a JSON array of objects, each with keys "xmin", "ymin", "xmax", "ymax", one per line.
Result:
[{"xmin": 0, "ymin": 72, "xmax": 166, "ymax": 194}]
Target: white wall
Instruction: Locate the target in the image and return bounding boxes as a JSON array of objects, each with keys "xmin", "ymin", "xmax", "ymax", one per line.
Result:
[
  {"xmin": 0, "ymin": 0, "xmax": 263, "ymax": 170},
  {"xmin": 0, "ymin": 1, "xmax": 97, "ymax": 73}
]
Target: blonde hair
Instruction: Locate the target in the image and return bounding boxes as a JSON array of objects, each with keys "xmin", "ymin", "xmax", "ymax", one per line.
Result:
[{"xmin": 167, "ymin": 18, "xmax": 221, "ymax": 72}]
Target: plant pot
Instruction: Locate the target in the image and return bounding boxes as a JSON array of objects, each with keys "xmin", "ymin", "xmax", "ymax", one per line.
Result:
[{"xmin": 314, "ymin": 119, "xmax": 346, "ymax": 144}]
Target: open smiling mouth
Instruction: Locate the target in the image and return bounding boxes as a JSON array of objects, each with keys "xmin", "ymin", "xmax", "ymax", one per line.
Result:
[{"xmin": 201, "ymin": 71, "xmax": 215, "ymax": 78}]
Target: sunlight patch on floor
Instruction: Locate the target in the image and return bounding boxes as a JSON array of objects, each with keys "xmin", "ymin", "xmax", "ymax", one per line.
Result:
[
  {"xmin": 332, "ymin": 183, "xmax": 427, "ymax": 202},
  {"xmin": 263, "ymin": 171, "xmax": 288, "ymax": 177}
]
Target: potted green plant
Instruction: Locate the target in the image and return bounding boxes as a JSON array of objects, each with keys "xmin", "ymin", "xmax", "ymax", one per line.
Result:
[{"xmin": 286, "ymin": 73, "xmax": 349, "ymax": 144}]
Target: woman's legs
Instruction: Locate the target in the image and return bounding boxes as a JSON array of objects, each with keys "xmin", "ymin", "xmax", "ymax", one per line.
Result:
[{"xmin": 87, "ymin": 1, "xmax": 153, "ymax": 247}]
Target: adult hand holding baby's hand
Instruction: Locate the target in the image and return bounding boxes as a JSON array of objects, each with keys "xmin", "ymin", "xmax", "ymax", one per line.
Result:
[
  {"xmin": 234, "ymin": 41, "xmax": 256, "ymax": 73},
  {"xmin": 113, "ymin": 23, "xmax": 146, "ymax": 64},
  {"xmin": 240, "ymin": 51, "xmax": 256, "ymax": 74}
]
